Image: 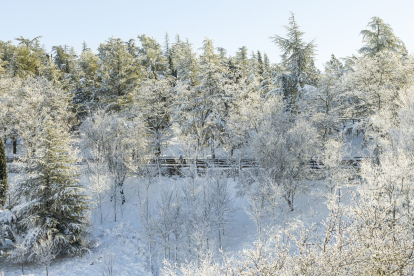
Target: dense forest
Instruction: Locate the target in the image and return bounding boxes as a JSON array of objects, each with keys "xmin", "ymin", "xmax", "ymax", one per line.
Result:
[{"xmin": 1, "ymin": 14, "xmax": 414, "ymax": 275}]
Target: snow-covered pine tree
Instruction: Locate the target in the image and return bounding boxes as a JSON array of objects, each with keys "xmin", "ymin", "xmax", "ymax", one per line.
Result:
[
  {"xmin": 249, "ymin": 51, "xmax": 260, "ymax": 79},
  {"xmin": 40, "ymin": 45, "xmax": 77, "ymax": 91},
  {"xmin": 359, "ymin": 16, "xmax": 406, "ymax": 56},
  {"xmin": 171, "ymin": 37, "xmax": 199, "ymax": 86},
  {"xmin": 12, "ymin": 118, "xmax": 89, "ymax": 258},
  {"xmin": 0, "ymin": 138, "xmax": 7, "ymax": 208},
  {"xmin": 11, "ymin": 36, "xmax": 47, "ymax": 78},
  {"xmin": 256, "ymin": 50, "xmax": 264, "ymax": 81},
  {"xmin": 0, "ymin": 77, "xmax": 18, "ymax": 154},
  {"xmin": 96, "ymin": 37, "xmax": 141, "ymax": 112},
  {"xmin": 164, "ymin": 33, "xmax": 178, "ymax": 78},
  {"xmin": 342, "ymin": 52, "xmax": 411, "ymax": 120},
  {"xmin": 0, "ymin": 41, "xmax": 16, "ymax": 77},
  {"xmin": 0, "ymin": 52, "xmax": 8, "ymax": 76},
  {"xmin": 271, "ymin": 13, "xmax": 318, "ymax": 109},
  {"xmin": 41, "ymin": 53, "xmax": 64, "ymax": 88},
  {"xmin": 138, "ymin": 34, "xmax": 168, "ymax": 80},
  {"xmin": 72, "ymin": 43, "xmax": 99, "ymax": 121},
  {"xmin": 260, "ymin": 52, "xmax": 276, "ymax": 94},
  {"xmin": 235, "ymin": 46, "xmax": 250, "ymax": 78},
  {"xmin": 343, "ymin": 17, "xmax": 414, "ymax": 118},
  {"xmin": 52, "ymin": 45, "xmax": 77, "ymax": 75}
]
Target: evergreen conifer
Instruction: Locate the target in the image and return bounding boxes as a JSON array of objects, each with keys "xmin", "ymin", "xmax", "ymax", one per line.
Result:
[
  {"xmin": 13, "ymin": 119, "xmax": 89, "ymax": 257},
  {"xmin": 0, "ymin": 138, "xmax": 7, "ymax": 208}
]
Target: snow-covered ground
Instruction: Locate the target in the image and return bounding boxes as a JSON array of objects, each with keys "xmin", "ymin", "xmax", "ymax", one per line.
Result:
[
  {"xmin": 1, "ymin": 167, "xmax": 332, "ymax": 275},
  {"xmin": 2, "ymin": 131, "xmax": 355, "ymax": 275}
]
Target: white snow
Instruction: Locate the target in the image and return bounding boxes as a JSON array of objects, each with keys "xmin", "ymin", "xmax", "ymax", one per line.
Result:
[{"xmin": 1, "ymin": 167, "xmax": 332, "ymax": 276}]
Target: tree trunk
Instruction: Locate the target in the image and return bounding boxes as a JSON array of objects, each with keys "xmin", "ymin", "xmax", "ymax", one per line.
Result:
[
  {"xmin": 218, "ymin": 228, "xmax": 222, "ymax": 249},
  {"xmin": 210, "ymin": 137, "xmax": 215, "ymax": 159},
  {"xmin": 149, "ymin": 240, "xmax": 153, "ymax": 274},
  {"xmin": 100, "ymin": 196, "xmax": 103, "ymax": 224},
  {"xmin": 13, "ymin": 138, "xmax": 17, "ymax": 155},
  {"xmin": 113, "ymin": 183, "xmax": 117, "ymax": 222},
  {"xmin": 284, "ymin": 195, "xmax": 294, "ymax": 211}
]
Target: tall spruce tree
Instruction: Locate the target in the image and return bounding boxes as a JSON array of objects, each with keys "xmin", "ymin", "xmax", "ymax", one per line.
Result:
[
  {"xmin": 271, "ymin": 13, "xmax": 318, "ymax": 108},
  {"xmin": 12, "ymin": 119, "xmax": 89, "ymax": 257},
  {"xmin": 235, "ymin": 46, "xmax": 250, "ymax": 77},
  {"xmin": 0, "ymin": 41, "xmax": 16, "ymax": 77},
  {"xmin": 72, "ymin": 44, "xmax": 99, "ymax": 120},
  {"xmin": 96, "ymin": 37, "xmax": 141, "ymax": 111},
  {"xmin": 171, "ymin": 38, "xmax": 199, "ymax": 86},
  {"xmin": 138, "ymin": 34, "xmax": 167, "ymax": 80},
  {"xmin": 257, "ymin": 50, "xmax": 264, "ymax": 78},
  {"xmin": 359, "ymin": 17, "xmax": 405, "ymax": 56},
  {"xmin": 0, "ymin": 138, "xmax": 7, "ymax": 208},
  {"xmin": 11, "ymin": 36, "xmax": 46, "ymax": 78}
]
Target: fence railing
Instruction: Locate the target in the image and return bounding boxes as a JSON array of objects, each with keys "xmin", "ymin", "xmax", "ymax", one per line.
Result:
[{"xmin": 6, "ymin": 155, "xmax": 367, "ymax": 174}]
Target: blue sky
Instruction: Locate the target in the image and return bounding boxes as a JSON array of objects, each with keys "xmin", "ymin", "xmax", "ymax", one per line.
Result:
[{"xmin": 1, "ymin": 0, "xmax": 412, "ymax": 69}]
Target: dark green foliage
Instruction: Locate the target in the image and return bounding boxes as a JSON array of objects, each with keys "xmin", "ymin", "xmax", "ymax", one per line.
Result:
[
  {"xmin": 96, "ymin": 37, "xmax": 142, "ymax": 110},
  {"xmin": 138, "ymin": 34, "xmax": 168, "ymax": 79},
  {"xmin": 168, "ymin": 53, "xmax": 178, "ymax": 78},
  {"xmin": 0, "ymin": 138, "xmax": 7, "ymax": 208},
  {"xmin": 10, "ymin": 36, "xmax": 47, "ymax": 78},
  {"xmin": 257, "ymin": 50, "xmax": 264, "ymax": 77},
  {"xmin": 52, "ymin": 45, "xmax": 75, "ymax": 74}
]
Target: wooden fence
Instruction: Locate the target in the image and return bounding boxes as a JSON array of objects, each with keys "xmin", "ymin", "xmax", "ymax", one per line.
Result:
[{"xmin": 6, "ymin": 155, "xmax": 366, "ymax": 175}]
